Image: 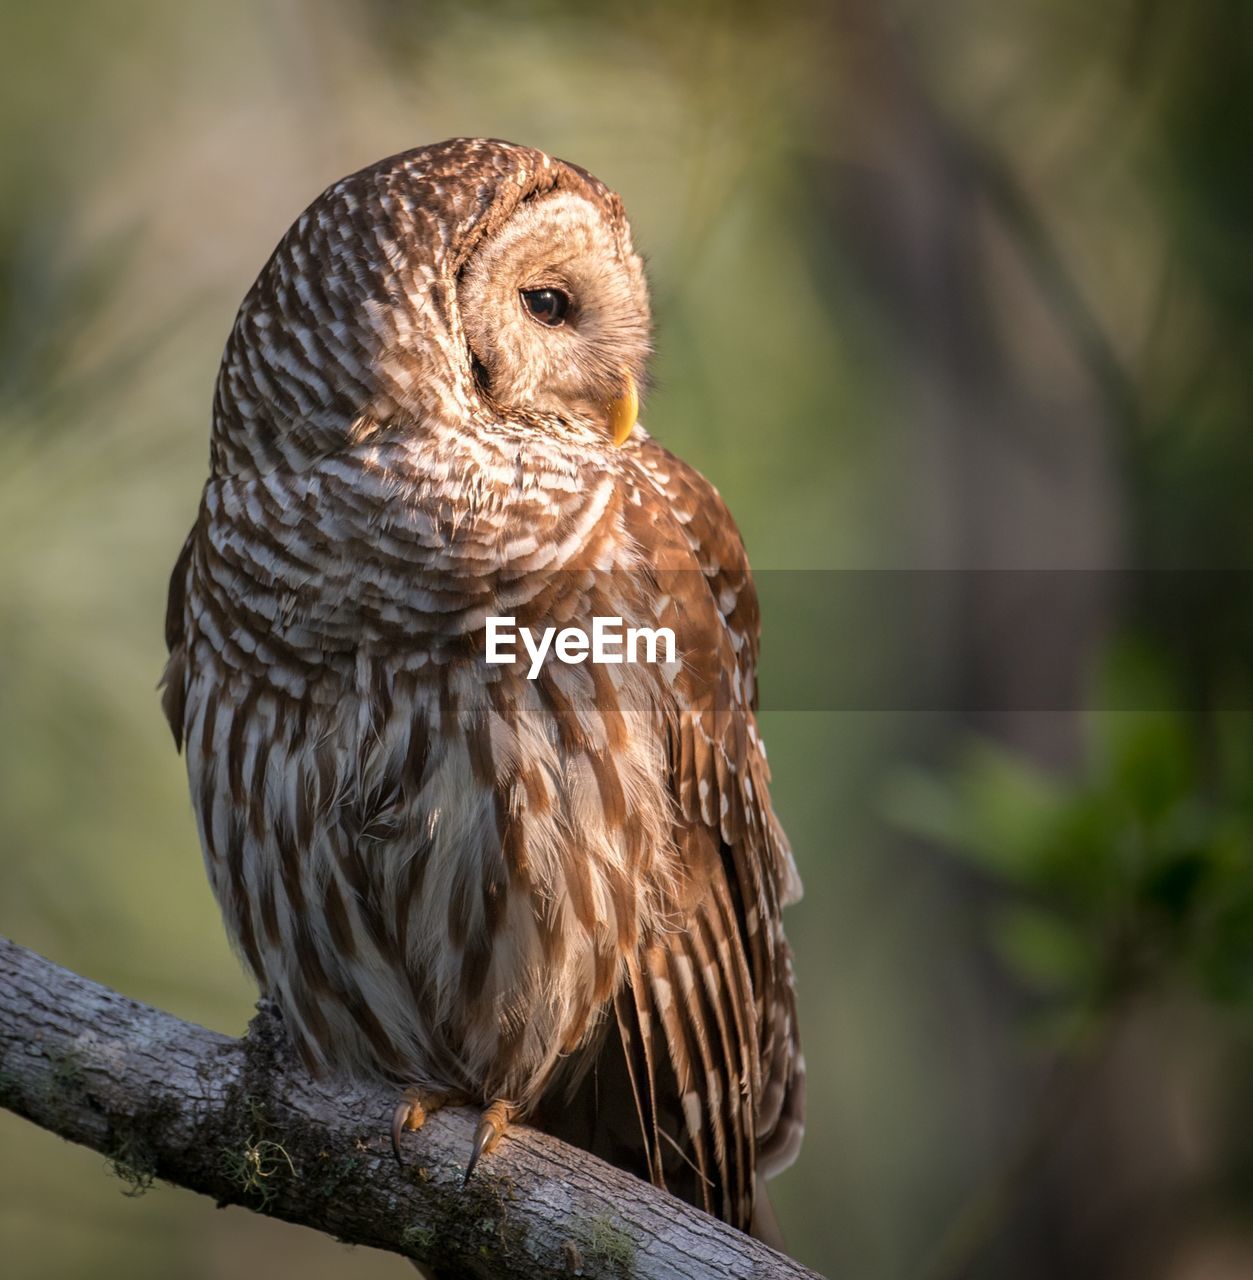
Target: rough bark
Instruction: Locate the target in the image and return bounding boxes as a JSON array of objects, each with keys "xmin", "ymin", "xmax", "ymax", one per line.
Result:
[{"xmin": 0, "ymin": 935, "xmax": 822, "ymax": 1279}]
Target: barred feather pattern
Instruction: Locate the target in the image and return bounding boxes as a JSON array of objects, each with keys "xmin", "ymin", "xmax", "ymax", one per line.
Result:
[{"xmin": 162, "ymin": 138, "xmax": 804, "ymax": 1235}]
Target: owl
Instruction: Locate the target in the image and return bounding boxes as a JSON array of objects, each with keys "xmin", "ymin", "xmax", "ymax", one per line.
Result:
[{"xmin": 161, "ymin": 138, "xmax": 804, "ymax": 1239}]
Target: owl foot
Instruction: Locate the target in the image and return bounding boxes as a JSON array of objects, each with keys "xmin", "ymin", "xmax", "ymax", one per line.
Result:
[
  {"xmin": 391, "ymin": 1086, "xmax": 450, "ymax": 1165},
  {"xmin": 463, "ymin": 1099, "xmax": 514, "ymax": 1184}
]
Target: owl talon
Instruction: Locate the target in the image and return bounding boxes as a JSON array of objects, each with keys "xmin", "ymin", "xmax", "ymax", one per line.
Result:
[
  {"xmin": 463, "ymin": 1099, "xmax": 513, "ymax": 1184},
  {"xmin": 391, "ymin": 1086, "xmax": 446, "ymax": 1165}
]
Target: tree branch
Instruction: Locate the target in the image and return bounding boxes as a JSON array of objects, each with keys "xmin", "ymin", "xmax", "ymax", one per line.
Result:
[{"xmin": 0, "ymin": 935, "xmax": 822, "ymax": 1279}]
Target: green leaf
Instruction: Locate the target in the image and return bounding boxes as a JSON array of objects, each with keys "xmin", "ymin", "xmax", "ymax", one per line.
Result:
[
  {"xmin": 990, "ymin": 906, "xmax": 1093, "ymax": 995},
  {"xmin": 882, "ymin": 746, "xmax": 1064, "ymax": 887}
]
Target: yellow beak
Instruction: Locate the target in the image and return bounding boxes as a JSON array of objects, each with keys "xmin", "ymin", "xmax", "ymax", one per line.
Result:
[{"xmin": 606, "ymin": 374, "xmax": 638, "ymax": 447}]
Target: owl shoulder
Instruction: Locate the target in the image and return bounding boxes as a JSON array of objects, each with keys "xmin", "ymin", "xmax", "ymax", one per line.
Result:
[{"xmin": 623, "ymin": 434, "xmax": 762, "ymax": 704}]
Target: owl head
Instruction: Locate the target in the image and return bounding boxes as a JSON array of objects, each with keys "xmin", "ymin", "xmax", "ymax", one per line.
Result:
[{"xmin": 211, "ymin": 138, "xmax": 652, "ymax": 478}]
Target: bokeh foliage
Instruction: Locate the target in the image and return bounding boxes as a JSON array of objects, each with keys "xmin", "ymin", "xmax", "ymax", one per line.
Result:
[{"xmin": 891, "ymin": 649, "xmax": 1253, "ymax": 1023}]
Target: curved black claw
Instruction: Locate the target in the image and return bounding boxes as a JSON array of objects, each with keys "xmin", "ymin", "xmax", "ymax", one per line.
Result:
[
  {"xmin": 391, "ymin": 1099, "xmax": 409, "ymax": 1167},
  {"xmin": 463, "ymin": 1113, "xmax": 497, "ymax": 1185},
  {"xmin": 392, "ymin": 1088, "xmax": 431, "ymax": 1167}
]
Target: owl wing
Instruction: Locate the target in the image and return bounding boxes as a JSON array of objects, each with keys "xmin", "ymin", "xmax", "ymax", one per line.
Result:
[
  {"xmin": 160, "ymin": 526, "xmax": 197, "ymax": 749},
  {"xmin": 614, "ymin": 437, "xmax": 805, "ymax": 1232}
]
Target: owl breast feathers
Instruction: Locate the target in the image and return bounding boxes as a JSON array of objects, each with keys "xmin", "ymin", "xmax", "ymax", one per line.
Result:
[{"xmin": 162, "ymin": 137, "xmax": 804, "ymax": 1236}]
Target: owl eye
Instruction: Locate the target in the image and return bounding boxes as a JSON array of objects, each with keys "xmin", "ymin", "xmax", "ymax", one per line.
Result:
[{"xmin": 520, "ymin": 287, "xmax": 571, "ymax": 327}]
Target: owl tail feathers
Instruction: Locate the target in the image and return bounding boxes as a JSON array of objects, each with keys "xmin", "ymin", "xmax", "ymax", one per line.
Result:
[
  {"xmin": 615, "ymin": 951, "xmax": 665, "ymax": 1187},
  {"xmin": 610, "ymin": 884, "xmax": 762, "ymax": 1234},
  {"xmin": 750, "ymin": 1178, "xmax": 788, "ymax": 1252}
]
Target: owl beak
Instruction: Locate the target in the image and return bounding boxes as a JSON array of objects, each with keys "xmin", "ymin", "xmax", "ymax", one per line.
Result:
[{"xmin": 607, "ymin": 374, "xmax": 638, "ymax": 447}]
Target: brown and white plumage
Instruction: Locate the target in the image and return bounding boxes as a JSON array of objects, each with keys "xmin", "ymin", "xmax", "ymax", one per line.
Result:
[{"xmin": 162, "ymin": 137, "xmax": 803, "ymax": 1235}]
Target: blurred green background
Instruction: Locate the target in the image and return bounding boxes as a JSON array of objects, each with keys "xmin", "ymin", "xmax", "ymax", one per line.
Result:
[{"xmin": 3, "ymin": 2, "xmax": 1253, "ymax": 1277}]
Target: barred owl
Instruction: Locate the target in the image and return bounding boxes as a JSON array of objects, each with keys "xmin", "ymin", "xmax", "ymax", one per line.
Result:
[{"xmin": 161, "ymin": 138, "xmax": 804, "ymax": 1238}]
